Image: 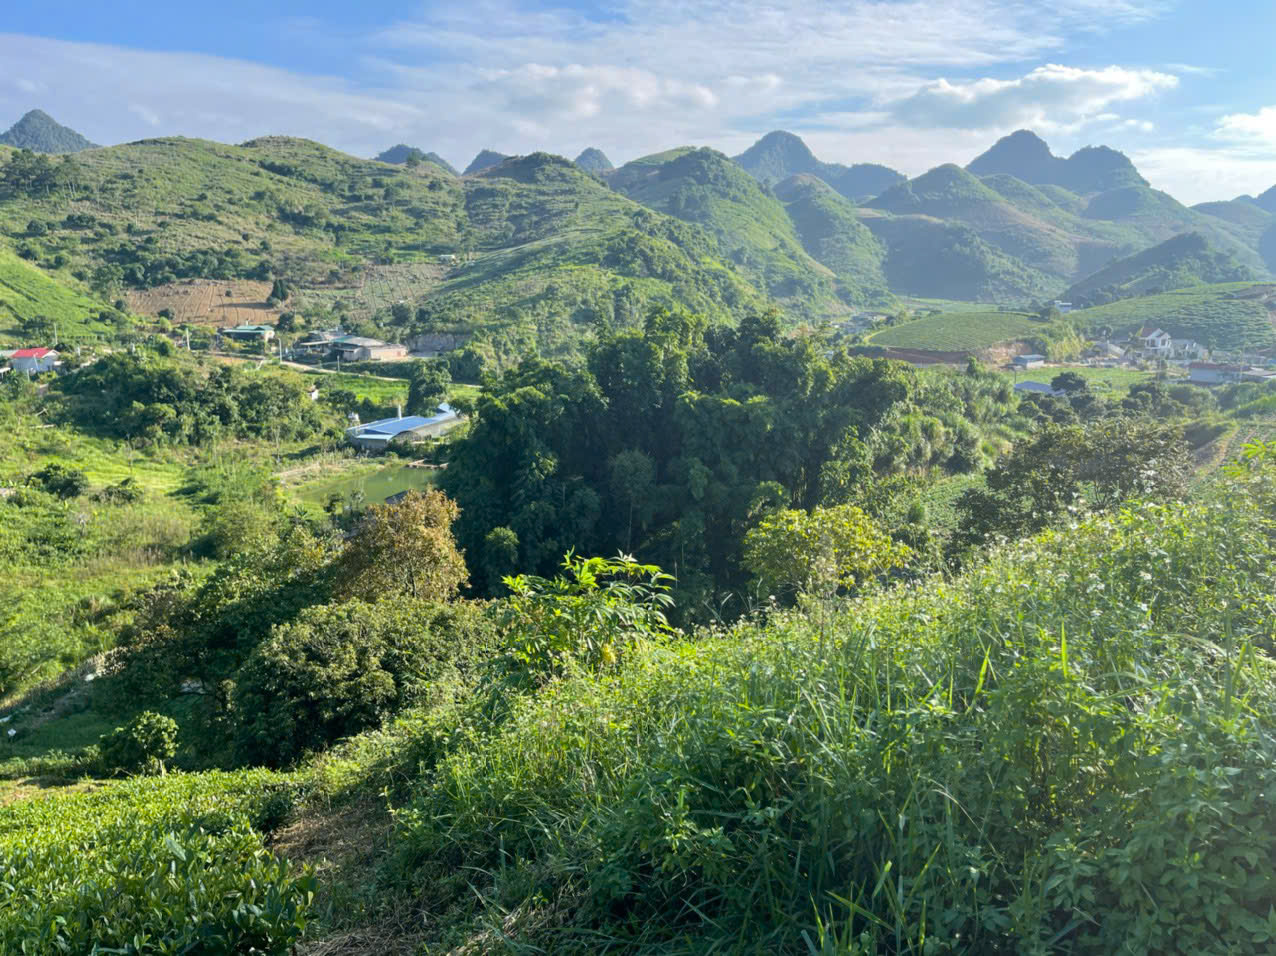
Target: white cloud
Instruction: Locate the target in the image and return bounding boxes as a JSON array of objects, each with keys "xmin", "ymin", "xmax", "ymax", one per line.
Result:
[
  {"xmin": 128, "ymin": 103, "xmax": 161, "ymax": 127},
  {"xmin": 890, "ymin": 64, "xmax": 1177, "ymax": 130},
  {"xmin": 1215, "ymin": 106, "xmax": 1276, "ymax": 146},
  {"xmin": 14, "ymin": 78, "xmax": 40, "ymax": 94},
  {"xmin": 1131, "ymin": 147, "xmax": 1276, "ymax": 205}
]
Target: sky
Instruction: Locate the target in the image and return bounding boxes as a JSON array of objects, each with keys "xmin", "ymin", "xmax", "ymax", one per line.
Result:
[{"xmin": 1, "ymin": 0, "xmax": 1274, "ymax": 205}]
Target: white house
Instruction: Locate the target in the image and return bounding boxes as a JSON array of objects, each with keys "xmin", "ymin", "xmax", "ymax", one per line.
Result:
[
  {"xmin": 9, "ymin": 347, "xmax": 59, "ymax": 373},
  {"xmin": 1137, "ymin": 327, "xmax": 1172, "ymax": 357},
  {"xmin": 1171, "ymin": 338, "xmax": 1208, "ymax": 361}
]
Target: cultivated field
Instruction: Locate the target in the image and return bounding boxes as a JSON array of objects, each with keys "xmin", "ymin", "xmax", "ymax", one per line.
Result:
[
  {"xmin": 869, "ymin": 311, "xmax": 1042, "ymax": 350},
  {"xmin": 1068, "ymin": 283, "xmax": 1276, "ymax": 351},
  {"xmin": 0, "ymin": 248, "xmax": 106, "ymax": 345},
  {"xmin": 126, "ymin": 279, "xmax": 279, "ymax": 327},
  {"xmin": 293, "ymin": 262, "xmax": 448, "ymax": 319},
  {"xmin": 1011, "ymin": 365, "xmax": 1161, "ymax": 392}
]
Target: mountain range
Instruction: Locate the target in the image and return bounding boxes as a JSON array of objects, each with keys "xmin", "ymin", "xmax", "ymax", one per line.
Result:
[{"xmin": 1, "ymin": 109, "xmax": 1273, "ymax": 357}]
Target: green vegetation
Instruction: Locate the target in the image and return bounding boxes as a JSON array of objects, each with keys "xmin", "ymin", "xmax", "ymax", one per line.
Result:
[
  {"xmin": 731, "ymin": 129, "xmax": 905, "ymax": 200},
  {"xmin": 1066, "ymin": 231, "xmax": 1258, "ymax": 303},
  {"xmin": 608, "ymin": 147, "xmax": 854, "ymax": 319},
  {"xmin": 0, "ymin": 110, "xmax": 98, "ymax": 153},
  {"xmin": 1066, "ymin": 282, "xmax": 1276, "ymax": 350},
  {"xmin": 0, "ymin": 771, "xmax": 314, "ymax": 952},
  {"xmin": 869, "ymin": 310, "xmax": 1042, "ymax": 350},
  {"xmin": 0, "ymin": 244, "xmax": 113, "ymax": 344}
]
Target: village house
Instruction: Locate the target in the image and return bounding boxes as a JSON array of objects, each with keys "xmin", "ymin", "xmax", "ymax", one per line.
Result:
[
  {"xmin": 331, "ymin": 336, "xmax": 409, "ymax": 362},
  {"xmin": 220, "ymin": 324, "xmax": 276, "ymax": 342},
  {"xmin": 1170, "ymin": 338, "xmax": 1208, "ymax": 361},
  {"xmin": 8, "ymin": 347, "xmax": 59, "ymax": 373},
  {"xmin": 1136, "ymin": 326, "xmax": 1172, "ymax": 358}
]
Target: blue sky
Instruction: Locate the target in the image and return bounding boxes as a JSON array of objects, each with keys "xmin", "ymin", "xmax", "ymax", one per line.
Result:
[{"xmin": 2, "ymin": 0, "xmax": 1274, "ymax": 203}]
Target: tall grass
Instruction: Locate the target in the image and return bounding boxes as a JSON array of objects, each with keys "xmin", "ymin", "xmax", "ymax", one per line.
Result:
[{"xmin": 387, "ymin": 474, "xmax": 1276, "ymax": 952}]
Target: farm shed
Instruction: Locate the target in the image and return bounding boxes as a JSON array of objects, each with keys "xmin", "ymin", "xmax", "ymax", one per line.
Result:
[
  {"xmin": 1188, "ymin": 362, "xmax": 1245, "ymax": 385},
  {"xmin": 332, "ymin": 336, "xmax": 408, "ymax": 362},
  {"xmin": 222, "ymin": 324, "xmax": 276, "ymax": 342},
  {"xmin": 9, "ymin": 347, "xmax": 59, "ymax": 373},
  {"xmin": 1013, "ymin": 354, "xmax": 1046, "ymax": 369},
  {"xmin": 345, "ymin": 404, "xmax": 460, "ymax": 452}
]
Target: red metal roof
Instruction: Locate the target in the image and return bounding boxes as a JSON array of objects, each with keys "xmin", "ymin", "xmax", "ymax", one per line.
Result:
[{"xmin": 11, "ymin": 347, "xmax": 53, "ymax": 358}]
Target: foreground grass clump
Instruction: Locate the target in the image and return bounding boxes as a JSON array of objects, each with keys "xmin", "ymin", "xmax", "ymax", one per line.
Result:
[
  {"xmin": 390, "ymin": 461, "xmax": 1276, "ymax": 953},
  {"xmin": 0, "ymin": 770, "xmax": 315, "ymax": 952}
]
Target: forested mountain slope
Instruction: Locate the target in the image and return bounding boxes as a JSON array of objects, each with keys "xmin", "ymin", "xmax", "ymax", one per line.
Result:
[
  {"xmin": 608, "ymin": 146, "xmax": 868, "ymax": 315},
  {"xmin": 1065, "ymin": 231, "xmax": 1260, "ymax": 302},
  {"xmin": 0, "ymin": 109, "xmax": 98, "ymax": 153}
]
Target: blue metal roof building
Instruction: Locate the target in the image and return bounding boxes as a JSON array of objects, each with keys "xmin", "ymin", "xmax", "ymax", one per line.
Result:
[{"xmin": 345, "ymin": 404, "xmax": 460, "ymax": 451}]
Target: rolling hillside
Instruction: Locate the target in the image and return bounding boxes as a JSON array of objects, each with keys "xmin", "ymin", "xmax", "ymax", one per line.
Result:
[
  {"xmin": 608, "ymin": 146, "xmax": 854, "ymax": 318},
  {"xmin": 868, "ymin": 310, "xmax": 1043, "ymax": 350},
  {"xmin": 967, "ymin": 129, "xmax": 1146, "ymax": 194},
  {"xmin": 374, "ymin": 145, "xmax": 458, "ymax": 175},
  {"xmin": 0, "ymin": 138, "xmax": 771, "ymax": 363},
  {"xmin": 772, "ymin": 174, "xmax": 891, "ymax": 305},
  {"xmin": 1065, "ymin": 231, "xmax": 1259, "ymax": 303},
  {"xmin": 1067, "ymin": 282, "xmax": 1276, "ymax": 351}
]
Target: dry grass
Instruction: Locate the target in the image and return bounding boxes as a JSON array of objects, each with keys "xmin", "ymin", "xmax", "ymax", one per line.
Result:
[
  {"xmin": 127, "ymin": 278, "xmax": 279, "ymax": 327},
  {"xmin": 274, "ymin": 798, "xmax": 430, "ymax": 956}
]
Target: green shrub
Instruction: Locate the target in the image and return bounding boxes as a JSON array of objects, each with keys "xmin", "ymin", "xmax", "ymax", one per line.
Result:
[
  {"xmin": 231, "ymin": 599, "xmax": 496, "ymax": 767},
  {"xmin": 27, "ymin": 462, "xmax": 89, "ymax": 499},
  {"xmin": 100, "ymin": 710, "xmax": 178, "ymax": 775}
]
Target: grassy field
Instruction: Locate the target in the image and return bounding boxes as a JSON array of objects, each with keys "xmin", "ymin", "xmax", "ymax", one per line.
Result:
[
  {"xmin": 290, "ymin": 461, "xmax": 439, "ymax": 508},
  {"xmin": 0, "ymin": 247, "xmax": 110, "ymax": 346},
  {"xmin": 869, "ymin": 310, "xmax": 1042, "ymax": 350}
]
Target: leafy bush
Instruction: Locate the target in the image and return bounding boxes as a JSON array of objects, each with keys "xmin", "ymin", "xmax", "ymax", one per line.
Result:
[
  {"xmin": 0, "ymin": 771, "xmax": 315, "ymax": 953},
  {"xmin": 27, "ymin": 462, "xmax": 88, "ymax": 499},
  {"xmin": 231, "ymin": 599, "xmax": 496, "ymax": 767},
  {"xmin": 99, "ymin": 710, "xmax": 178, "ymax": 775}
]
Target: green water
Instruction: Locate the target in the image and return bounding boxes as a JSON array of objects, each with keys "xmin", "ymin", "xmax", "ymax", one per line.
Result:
[{"xmin": 298, "ymin": 464, "xmax": 438, "ymax": 507}]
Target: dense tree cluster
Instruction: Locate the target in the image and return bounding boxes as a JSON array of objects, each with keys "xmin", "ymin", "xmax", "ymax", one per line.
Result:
[
  {"xmin": 52, "ymin": 353, "xmax": 328, "ymax": 445},
  {"xmin": 442, "ymin": 308, "xmax": 1010, "ymax": 610}
]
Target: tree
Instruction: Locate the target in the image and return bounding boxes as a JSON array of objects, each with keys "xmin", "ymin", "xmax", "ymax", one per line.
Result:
[
  {"xmin": 334, "ymin": 489, "xmax": 467, "ymax": 602},
  {"xmin": 956, "ymin": 419, "xmax": 1192, "ymax": 549},
  {"xmin": 231, "ymin": 599, "xmax": 494, "ymax": 766},
  {"xmin": 28, "ymin": 463, "xmax": 89, "ymax": 499},
  {"xmin": 500, "ymin": 553, "xmax": 675, "ymax": 683},
  {"xmin": 742, "ymin": 504, "xmax": 911, "ymax": 601},
  {"xmin": 1051, "ymin": 371, "xmax": 1089, "ymax": 395},
  {"xmin": 406, "ymin": 361, "xmax": 452, "ymax": 416},
  {"xmin": 608, "ymin": 449, "xmax": 655, "ymax": 552}
]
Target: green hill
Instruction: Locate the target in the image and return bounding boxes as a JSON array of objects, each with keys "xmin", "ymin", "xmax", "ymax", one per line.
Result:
[
  {"xmin": 1067, "ymin": 281, "xmax": 1276, "ymax": 351},
  {"xmin": 1065, "ymin": 232, "xmax": 1259, "ymax": 303},
  {"xmin": 608, "ymin": 146, "xmax": 854, "ymax": 318},
  {"xmin": 463, "ymin": 149, "xmax": 511, "ymax": 176},
  {"xmin": 0, "ymin": 138, "xmax": 772, "ymax": 364},
  {"xmin": 862, "ymin": 212, "xmax": 1059, "ymax": 302},
  {"xmin": 1256, "ymin": 185, "xmax": 1276, "ymax": 214},
  {"xmin": 772, "ymin": 174, "xmax": 891, "ymax": 304},
  {"xmin": 732, "ymin": 130, "xmax": 905, "ymax": 201},
  {"xmin": 573, "ymin": 148, "xmax": 613, "ymax": 173},
  {"xmin": 0, "ymin": 244, "xmax": 110, "ymax": 344},
  {"xmin": 0, "ymin": 109, "xmax": 98, "ymax": 153},
  {"xmin": 374, "ymin": 145, "xmax": 458, "ymax": 175}
]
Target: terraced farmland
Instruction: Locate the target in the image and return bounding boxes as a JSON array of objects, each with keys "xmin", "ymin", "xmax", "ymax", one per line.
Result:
[
  {"xmin": 0, "ymin": 247, "xmax": 107, "ymax": 345},
  {"xmin": 869, "ymin": 311, "xmax": 1041, "ymax": 350},
  {"xmin": 1068, "ymin": 282, "xmax": 1276, "ymax": 351},
  {"xmin": 126, "ymin": 278, "xmax": 278, "ymax": 327}
]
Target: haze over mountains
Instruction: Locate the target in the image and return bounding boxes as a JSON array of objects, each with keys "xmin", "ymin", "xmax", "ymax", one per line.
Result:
[{"xmin": 1, "ymin": 107, "xmax": 1274, "ymax": 350}]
